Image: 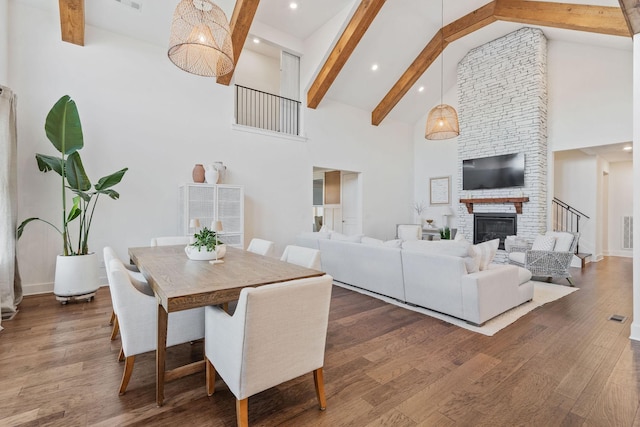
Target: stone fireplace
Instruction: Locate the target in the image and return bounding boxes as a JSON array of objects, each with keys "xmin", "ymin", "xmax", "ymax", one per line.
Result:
[
  {"xmin": 457, "ymin": 27, "xmax": 548, "ymax": 262},
  {"xmin": 474, "ymin": 213, "xmax": 517, "ymax": 250}
]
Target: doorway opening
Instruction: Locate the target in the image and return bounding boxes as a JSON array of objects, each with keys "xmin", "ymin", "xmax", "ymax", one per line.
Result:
[{"xmin": 312, "ymin": 167, "xmax": 362, "ymax": 235}]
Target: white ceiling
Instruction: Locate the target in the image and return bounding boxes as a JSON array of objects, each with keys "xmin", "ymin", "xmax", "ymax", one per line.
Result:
[{"xmin": 22, "ymin": 0, "xmax": 633, "ymax": 126}]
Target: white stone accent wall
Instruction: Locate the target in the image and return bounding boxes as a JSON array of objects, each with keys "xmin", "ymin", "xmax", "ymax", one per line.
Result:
[{"xmin": 457, "ymin": 28, "xmax": 548, "ymax": 263}]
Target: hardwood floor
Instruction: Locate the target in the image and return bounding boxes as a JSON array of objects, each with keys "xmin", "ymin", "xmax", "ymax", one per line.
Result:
[{"xmin": 1, "ymin": 257, "xmax": 638, "ymax": 426}]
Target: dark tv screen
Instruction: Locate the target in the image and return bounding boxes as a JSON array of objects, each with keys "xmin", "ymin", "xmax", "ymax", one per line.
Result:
[{"xmin": 462, "ymin": 153, "xmax": 525, "ymax": 190}]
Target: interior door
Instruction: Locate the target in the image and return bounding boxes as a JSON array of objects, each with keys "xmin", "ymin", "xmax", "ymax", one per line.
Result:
[{"xmin": 341, "ymin": 172, "xmax": 360, "ymax": 235}]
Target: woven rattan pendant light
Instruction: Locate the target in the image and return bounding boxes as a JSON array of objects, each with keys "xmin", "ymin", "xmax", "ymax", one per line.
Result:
[
  {"xmin": 168, "ymin": 0, "xmax": 234, "ymax": 77},
  {"xmin": 425, "ymin": 0, "xmax": 459, "ymax": 140}
]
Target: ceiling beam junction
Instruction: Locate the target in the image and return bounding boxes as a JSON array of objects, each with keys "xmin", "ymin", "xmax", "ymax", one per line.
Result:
[{"xmin": 372, "ymin": 0, "xmax": 630, "ymax": 126}]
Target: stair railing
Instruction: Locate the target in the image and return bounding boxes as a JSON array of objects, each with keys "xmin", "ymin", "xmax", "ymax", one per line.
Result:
[{"xmin": 552, "ymin": 197, "xmax": 590, "ymax": 253}]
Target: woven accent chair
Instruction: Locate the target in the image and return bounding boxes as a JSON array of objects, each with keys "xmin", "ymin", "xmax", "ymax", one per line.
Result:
[
  {"xmin": 246, "ymin": 238, "xmax": 275, "ymax": 257},
  {"xmin": 204, "ymin": 275, "xmax": 333, "ymax": 426},
  {"xmin": 508, "ymin": 232, "xmax": 579, "ymax": 286},
  {"xmin": 107, "ymin": 259, "xmax": 205, "ymax": 394}
]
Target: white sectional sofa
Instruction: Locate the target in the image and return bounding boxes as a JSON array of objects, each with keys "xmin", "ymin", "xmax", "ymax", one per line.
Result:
[{"xmin": 296, "ymin": 232, "xmax": 534, "ymax": 326}]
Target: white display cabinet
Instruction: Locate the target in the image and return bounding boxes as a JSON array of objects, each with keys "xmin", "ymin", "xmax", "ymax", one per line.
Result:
[{"xmin": 179, "ymin": 184, "xmax": 244, "ymax": 248}]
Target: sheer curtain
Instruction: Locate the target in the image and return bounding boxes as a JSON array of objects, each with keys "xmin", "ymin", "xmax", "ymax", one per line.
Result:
[{"xmin": 0, "ymin": 85, "xmax": 22, "ymax": 329}]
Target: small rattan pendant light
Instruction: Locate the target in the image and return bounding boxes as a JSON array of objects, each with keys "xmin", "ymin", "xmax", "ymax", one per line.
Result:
[
  {"xmin": 425, "ymin": 0, "xmax": 459, "ymax": 140},
  {"xmin": 168, "ymin": 0, "xmax": 234, "ymax": 77}
]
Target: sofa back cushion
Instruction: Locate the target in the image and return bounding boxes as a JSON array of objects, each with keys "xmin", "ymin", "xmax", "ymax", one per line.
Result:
[
  {"xmin": 331, "ymin": 231, "xmax": 363, "ymax": 243},
  {"xmin": 402, "ymin": 240, "xmax": 478, "ymax": 273},
  {"xmin": 362, "ymin": 236, "xmax": 403, "ymax": 248}
]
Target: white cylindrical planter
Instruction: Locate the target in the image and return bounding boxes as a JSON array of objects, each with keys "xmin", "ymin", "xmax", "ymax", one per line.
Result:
[{"xmin": 54, "ymin": 253, "xmax": 100, "ymax": 301}]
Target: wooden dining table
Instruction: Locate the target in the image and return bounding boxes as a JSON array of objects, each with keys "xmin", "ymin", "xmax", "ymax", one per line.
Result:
[{"xmin": 128, "ymin": 244, "xmax": 325, "ymax": 406}]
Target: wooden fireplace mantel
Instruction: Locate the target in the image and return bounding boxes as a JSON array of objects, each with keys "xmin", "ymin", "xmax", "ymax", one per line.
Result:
[{"xmin": 459, "ymin": 197, "xmax": 529, "ymax": 214}]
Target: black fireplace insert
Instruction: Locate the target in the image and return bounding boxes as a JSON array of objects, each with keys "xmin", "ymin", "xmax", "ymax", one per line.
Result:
[{"xmin": 473, "ymin": 213, "xmax": 517, "ymax": 250}]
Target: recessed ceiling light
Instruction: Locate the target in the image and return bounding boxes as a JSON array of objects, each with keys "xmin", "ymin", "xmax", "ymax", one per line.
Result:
[
  {"xmin": 623, "ymin": 146, "xmax": 633, "ymax": 151},
  {"xmin": 289, "ymin": 2, "xmax": 298, "ymax": 9},
  {"xmin": 253, "ymin": 37, "xmax": 260, "ymax": 44},
  {"xmin": 418, "ymin": 86, "xmax": 425, "ymax": 92},
  {"xmin": 371, "ymin": 64, "xmax": 378, "ymax": 71}
]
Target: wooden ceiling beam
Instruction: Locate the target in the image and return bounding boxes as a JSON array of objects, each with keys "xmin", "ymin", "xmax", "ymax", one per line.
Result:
[
  {"xmin": 59, "ymin": 0, "xmax": 85, "ymax": 46},
  {"xmin": 372, "ymin": 2, "xmax": 497, "ymax": 126},
  {"xmin": 494, "ymin": 0, "xmax": 630, "ymax": 37},
  {"xmin": 307, "ymin": 0, "xmax": 387, "ymax": 109},
  {"xmin": 618, "ymin": 0, "xmax": 640, "ymax": 35},
  {"xmin": 217, "ymin": 0, "xmax": 261, "ymax": 86}
]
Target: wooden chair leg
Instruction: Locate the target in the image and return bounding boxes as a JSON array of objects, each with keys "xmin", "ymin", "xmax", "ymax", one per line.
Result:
[
  {"xmin": 313, "ymin": 367, "xmax": 327, "ymax": 410},
  {"xmin": 109, "ymin": 309, "xmax": 116, "ymax": 325},
  {"xmin": 567, "ymin": 277, "xmax": 574, "ymax": 286},
  {"xmin": 206, "ymin": 358, "xmax": 216, "ymax": 396},
  {"xmin": 110, "ymin": 316, "xmax": 120, "ymax": 341},
  {"xmin": 236, "ymin": 398, "xmax": 248, "ymax": 427},
  {"xmin": 118, "ymin": 346, "xmax": 124, "ymax": 362},
  {"xmin": 119, "ymin": 355, "xmax": 135, "ymax": 395}
]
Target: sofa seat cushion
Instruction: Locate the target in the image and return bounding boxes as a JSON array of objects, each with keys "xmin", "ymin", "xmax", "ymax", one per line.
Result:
[
  {"xmin": 491, "ymin": 263, "xmax": 532, "ymax": 284},
  {"xmin": 402, "ymin": 240, "xmax": 478, "ymax": 273}
]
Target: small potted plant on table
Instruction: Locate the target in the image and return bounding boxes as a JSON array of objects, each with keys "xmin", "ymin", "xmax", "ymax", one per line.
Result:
[{"xmin": 185, "ymin": 226, "xmax": 226, "ymax": 263}]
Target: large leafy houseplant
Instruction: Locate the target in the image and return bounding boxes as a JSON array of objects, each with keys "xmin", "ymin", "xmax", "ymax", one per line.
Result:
[{"xmin": 17, "ymin": 95, "xmax": 128, "ymax": 256}]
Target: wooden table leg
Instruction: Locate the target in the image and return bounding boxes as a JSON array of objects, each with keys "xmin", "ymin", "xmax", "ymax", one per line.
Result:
[{"xmin": 157, "ymin": 304, "xmax": 168, "ymax": 406}]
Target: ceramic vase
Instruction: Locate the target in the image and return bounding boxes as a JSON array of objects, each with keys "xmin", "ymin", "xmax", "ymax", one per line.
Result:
[
  {"xmin": 204, "ymin": 165, "xmax": 219, "ymax": 184},
  {"xmin": 192, "ymin": 164, "xmax": 205, "ymax": 183}
]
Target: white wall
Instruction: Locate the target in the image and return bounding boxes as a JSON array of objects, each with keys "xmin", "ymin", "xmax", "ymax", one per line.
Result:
[
  {"xmin": 9, "ymin": 4, "xmax": 413, "ymax": 293},
  {"xmin": 0, "ymin": 0, "xmax": 7, "ymax": 85},
  {"xmin": 631, "ymin": 34, "xmax": 640, "ymax": 342},
  {"xmin": 607, "ymin": 161, "xmax": 633, "ymax": 257},
  {"xmin": 548, "ymin": 40, "xmax": 632, "ymax": 151},
  {"xmin": 234, "ymin": 49, "xmax": 280, "ymax": 95}
]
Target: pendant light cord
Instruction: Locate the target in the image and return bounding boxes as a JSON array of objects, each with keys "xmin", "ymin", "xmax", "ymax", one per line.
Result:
[{"xmin": 440, "ymin": 0, "xmax": 444, "ymax": 107}]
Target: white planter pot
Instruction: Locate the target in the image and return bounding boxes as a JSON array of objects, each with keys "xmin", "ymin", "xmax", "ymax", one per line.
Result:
[
  {"xmin": 184, "ymin": 244, "xmax": 226, "ymax": 261},
  {"xmin": 54, "ymin": 253, "xmax": 100, "ymax": 298}
]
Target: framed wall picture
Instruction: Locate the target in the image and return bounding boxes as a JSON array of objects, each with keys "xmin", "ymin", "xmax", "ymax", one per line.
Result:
[{"xmin": 430, "ymin": 176, "xmax": 450, "ymax": 205}]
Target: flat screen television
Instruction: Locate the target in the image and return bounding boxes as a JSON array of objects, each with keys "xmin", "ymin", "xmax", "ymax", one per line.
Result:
[{"xmin": 462, "ymin": 153, "xmax": 525, "ymax": 190}]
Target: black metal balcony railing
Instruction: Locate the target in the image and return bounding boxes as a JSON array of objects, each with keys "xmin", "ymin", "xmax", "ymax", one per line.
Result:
[{"xmin": 235, "ymin": 85, "xmax": 301, "ymax": 136}]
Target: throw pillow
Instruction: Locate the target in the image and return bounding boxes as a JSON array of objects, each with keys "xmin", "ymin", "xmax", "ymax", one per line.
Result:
[
  {"xmin": 331, "ymin": 232, "xmax": 363, "ymax": 243},
  {"xmin": 531, "ymin": 235, "xmax": 556, "ymax": 251},
  {"xmin": 473, "ymin": 238, "xmax": 499, "ymax": 271},
  {"xmin": 545, "ymin": 231, "xmax": 574, "ymax": 252}
]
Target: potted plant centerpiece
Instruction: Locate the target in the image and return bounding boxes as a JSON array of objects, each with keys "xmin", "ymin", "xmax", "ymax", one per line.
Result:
[
  {"xmin": 17, "ymin": 95, "xmax": 128, "ymax": 303},
  {"xmin": 185, "ymin": 226, "xmax": 226, "ymax": 262}
]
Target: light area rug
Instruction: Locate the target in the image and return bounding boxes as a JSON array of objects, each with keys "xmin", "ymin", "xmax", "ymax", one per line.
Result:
[{"xmin": 334, "ymin": 281, "xmax": 578, "ymax": 336}]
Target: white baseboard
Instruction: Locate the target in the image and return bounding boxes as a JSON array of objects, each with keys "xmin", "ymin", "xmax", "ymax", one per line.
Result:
[
  {"xmin": 606, "ymin": 250, "xmax": 633, "ymax": 258},
  {"xmin": 22, "ymin": 282, "xmax": 108, "ymax": 296},
  {"xmin": 630, "ymin": 322, "xmax": 640, "ymax": 342}
]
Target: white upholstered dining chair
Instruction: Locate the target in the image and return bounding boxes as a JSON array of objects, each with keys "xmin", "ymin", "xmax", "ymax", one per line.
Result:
[
  {"xmin": 204, "ymin": 274, "xmax": 334, "ymax": 426},
  {"xmin": 246, "ymin": 238, "xmax": 275, "ymax": 257},
  {"xmin": 107, "ymin": 258, "xmax": 205, "ymax": 394},
  {"xmin": 280, "ymin": 245, "xmax": 321, "ymax": 270},
  {"xmin": 103, "ymin": 246, "xmax": 150, "ymax": 342},
  {"xmin": 150, "ymin": 236, "xmax": 191, "ymax": 247}
]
